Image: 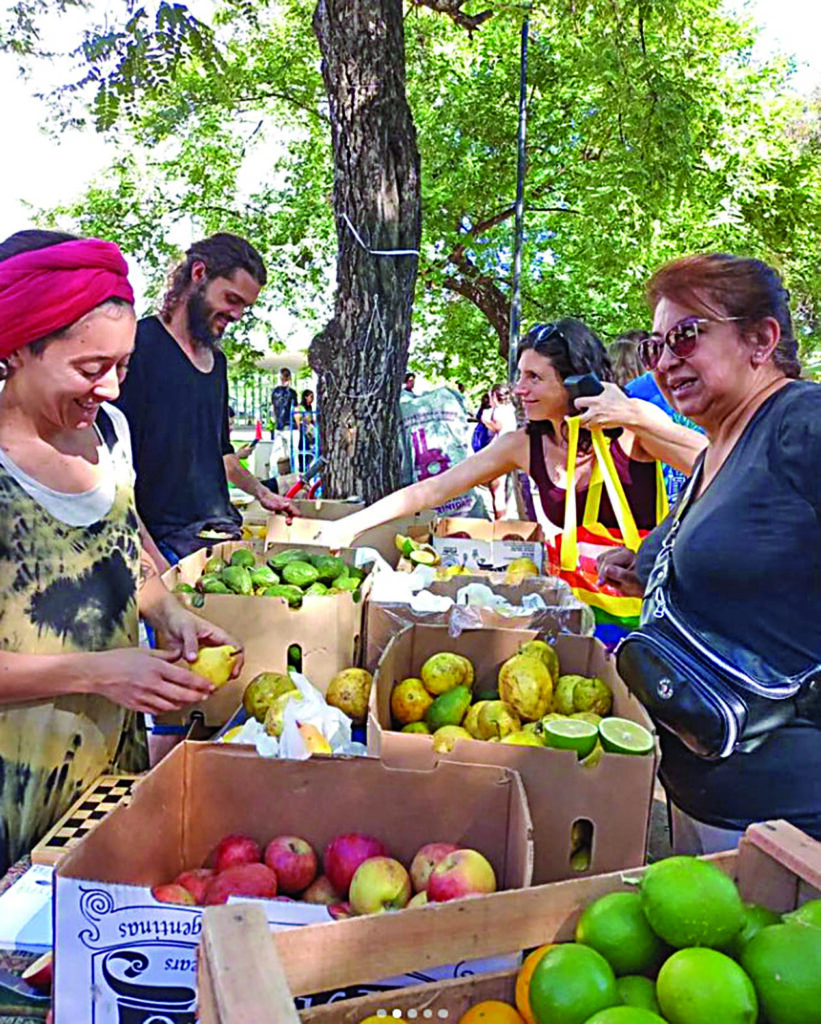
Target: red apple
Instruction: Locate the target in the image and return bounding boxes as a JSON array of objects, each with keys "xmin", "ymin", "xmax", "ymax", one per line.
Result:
[
  {"xmin": 173, "ymin": 868, "xmax": 215, "ymax": 905},
  {"xmin": 264, "ymin": 835, "xmax": 318, "ymax": 895},
  {"xmin": 272, "ymin": 895, "xmax": 295, "ymax": 902},
  {"xmin": 302, "ymin": 875, "xmax": 341, "ymax": 905},
  {"xmin": 407, "ymin": 891, "xmax": 429, "ymax": 908},
  {"xmin": 22, "ymin": 951, "xmax": 53, "ymax": 994},
  {"xmin": 203, "ymin": 863, "xmax": 277, "ymax": 905},
  {"xmin": 323, "ymin": 833, "xmax": 389, "ymax": 897},
  {"xmin": 409, "ymin": 842, "xmax": 459, "ymax": 893},
  {"xmin": 151, "ymin": 883, "xmax": 196, "ymax": 906},
  {"xmin": 328, "ymin": 901, "xmax": 356, "ymax": 920},
  {"xmin": 427, "ymin": 849, "xmax": 496, "ymax": 902},
  {"xmin": 349, "ymin": 857, "xmax": 412, "ymax": 914},
  {"xmin": 210, "ymin": 833, "xmax": 262, "ymax": 872}
]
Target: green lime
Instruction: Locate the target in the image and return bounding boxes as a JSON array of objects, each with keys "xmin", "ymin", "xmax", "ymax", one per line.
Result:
[
  {"xmin": 529, "ymin": 943, "xmax": 618, "ymax": 1024},
  {"xmin": 657, "ymin": 948, "xmax": 757, "ymax": 1024},
  {"xmin": 616, "ymin": 976, "xmax": 661, "ymax": 1014},
  {"xmin": 584, "ymin": 1008, "xmax": 666, "ymax": 1024},
  {"xmin": 640, "ymin": 855, "xmax": 744, "ymax": 949},
  {"xmin": 741, "ymin": 922, "xmax": 821, "ymax": 1024},
  {"xmin": 575, "ymin": 891, "xmax": 668, "ymax": 976},
  {"xmin": 598, "ymin": 717, "xmax": 654, "ymax": 756},
  {"xmin": 783, "ymin": 898, "xmax": 821, "ymax": 929},
  {"xmin": 725, "ymin": 902, "xmax": 782, "ymax": 959},
  {"xmin": 543, "ymin": 718, "xmax": 598, "ymax": 759}
]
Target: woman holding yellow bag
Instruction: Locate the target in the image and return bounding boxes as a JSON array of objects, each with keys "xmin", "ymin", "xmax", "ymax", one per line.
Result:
[{"xmin": 316, "ymin": 319, "xmax": 704, "ymax": 550}]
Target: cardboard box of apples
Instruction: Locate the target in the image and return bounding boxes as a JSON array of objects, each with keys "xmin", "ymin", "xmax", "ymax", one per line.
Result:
[
  {"xmin": 152, "ymin": 830, "xmax": 500, "ymax": 916},
  {"xmin": 53, "ymin": 743, "xmax": 533, "ymax": 1020},
  {"xmin": 370, "ymin": 625, "xmax": 659, "ymax": 886}
]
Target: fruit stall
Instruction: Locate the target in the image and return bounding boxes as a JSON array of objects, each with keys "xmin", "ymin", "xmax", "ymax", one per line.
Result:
[
  {"xmin": 4, "ymin": 514, "xmax": 820, "ymax": 1024},
  {"xmin": 198, "ymin": 820, "xmax": 821, "ymax": 1024}
]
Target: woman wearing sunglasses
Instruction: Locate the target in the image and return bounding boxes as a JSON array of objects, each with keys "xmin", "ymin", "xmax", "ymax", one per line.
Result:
[
  {"xmin": 608, "ymin": 252, "xmax": 821, "ymax": 850},
  {"xmin": 317, "ymin": 318, "xmax": 703, "ymax": 550}
]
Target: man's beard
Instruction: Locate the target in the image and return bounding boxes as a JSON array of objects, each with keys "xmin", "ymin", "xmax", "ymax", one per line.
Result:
[{"xmin": 186, "ymin": 284, "xmax": 220, "ymax": 350}]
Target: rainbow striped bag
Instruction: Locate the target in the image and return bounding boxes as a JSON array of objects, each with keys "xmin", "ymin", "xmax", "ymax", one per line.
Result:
[{"xmin": 548, "ymin": 418, "xmax": 669, "ymax": 649}]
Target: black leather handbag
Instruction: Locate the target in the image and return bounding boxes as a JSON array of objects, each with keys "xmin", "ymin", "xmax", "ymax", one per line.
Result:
[{"xmin": 616, "ymin": 466, "xmax": 821, "ymax": 760}]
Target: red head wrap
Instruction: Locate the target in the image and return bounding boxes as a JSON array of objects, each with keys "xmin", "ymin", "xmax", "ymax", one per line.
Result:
[{"xmin": 0, "ymin": 238, "xmax": 135, "ymax": 360}]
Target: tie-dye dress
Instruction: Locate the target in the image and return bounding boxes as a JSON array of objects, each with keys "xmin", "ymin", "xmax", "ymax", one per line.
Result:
[{"xmin": 0, "ymin": 409, "xmax": 148, "ymax": 874}]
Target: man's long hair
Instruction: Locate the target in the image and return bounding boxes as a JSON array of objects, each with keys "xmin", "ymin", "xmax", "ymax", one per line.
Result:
[{"xmin": 160, "ymin": 233, "xmax": 266, "ymax": 322}]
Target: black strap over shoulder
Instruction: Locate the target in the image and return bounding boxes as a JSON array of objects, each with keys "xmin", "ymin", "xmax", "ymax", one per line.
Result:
[{"xmin": 96, "ymin": 407, "xmax": 118, "ymax": 453}]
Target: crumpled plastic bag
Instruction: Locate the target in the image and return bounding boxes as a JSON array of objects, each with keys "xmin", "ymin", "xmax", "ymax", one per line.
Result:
[
  {"xmin": 279, "ymin": 671, "xmax": 352, "ymax": 760},
  {"xmin": 218, "ymin": 672, "xmax": 368, "ymax": 759}
]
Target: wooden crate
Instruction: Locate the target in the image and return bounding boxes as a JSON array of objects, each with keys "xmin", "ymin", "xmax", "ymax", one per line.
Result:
[{"xmin": 198, "ymin": 820, "xmax": 821, "ymax": 1024}]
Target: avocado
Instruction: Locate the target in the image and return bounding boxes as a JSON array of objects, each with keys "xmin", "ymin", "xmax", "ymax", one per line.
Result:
[
  {"xmin": 304, "ymin": 581, "xmax": 330, "ymax": 597},
  {"xmin": 263, "ymin": 583, "xmax": 304, "ymax": 608},
  {"xmin": 201, "ymin": 577, "xmax": 231, "ymax": 594},
  {"xmin": 203, "ymin": 555, "xmax": 226, "ymax": 575},
  {"xmin": 425, "ymin": 684, "xmax": 472, "ymax": 732},
  {"xmin": 250, "ymin": 565, "xmax": 279, "ymax": 588},
  {"xmin": 229, "ymin": 549, "xmax": 256, "ymax": 569},
  {"xmin": 268, "ymin": 548, "xmax": 308, "ymax": 570},
  {"xmin": 221, "ymin": 565, "xmax": 253, "ymax": 595},
  {"xmin": 282, "ymin": 561, "xmax": 320, "ymax": 588},
  {"xmin": 309, "ymin": 554, "xmax": 347, "ymax": 582}
]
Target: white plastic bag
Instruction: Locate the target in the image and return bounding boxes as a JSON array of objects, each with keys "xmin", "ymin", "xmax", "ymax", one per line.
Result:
[{"xmin": 278, "ymin": 672, "xmax": 352, "ymax": 760}]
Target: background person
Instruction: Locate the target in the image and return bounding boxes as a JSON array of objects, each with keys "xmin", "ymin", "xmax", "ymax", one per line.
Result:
[
  {"xmin": 115, "ymin": 233, "xmax": 297, "ymax": 560},
  {"xmin": 482, "ymin": 382, "xmax": 518, "ymax": 519},
  {"xmin": 271, "ymin": 366, "xmax": 297, "ymax": 471},
  {"xmin": 608, "ymin": 334, "xmax": 644, "ymax": 388},
  {"xmin": 294, "ymin": 388, "xmax": 317, "ymax": 471},
  {"xmin": 317, "ymin": 318, "xmax": 704, "ymax": 549},
  {"xmin": 0, "ymin": 229, "xmax": 241, "ymax": 874},
  {"xmin": 610, "ymin": 252, "xmax": 821, "ymax": 850},
  {"xmin": 403, "ymin": 372, "xmax": 416, "ymax": 395}
]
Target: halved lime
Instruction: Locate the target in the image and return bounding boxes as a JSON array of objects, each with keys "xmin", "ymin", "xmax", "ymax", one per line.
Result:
[
  {"xmin": 543, "ymin": 718, "xmax": 599, "ymax": 758},
  {"xmin": 409, "ymin": 547, "xmax": 439, "ymax": 566},
  {"xmin": 599, "ymin": 717, "xmax": 654, "ymax": 756}
]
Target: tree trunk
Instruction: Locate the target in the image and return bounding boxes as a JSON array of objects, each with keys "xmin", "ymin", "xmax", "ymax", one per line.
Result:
[{"xmin": 310, "ymin": 0, "xmax": 421, "ymax": 502}]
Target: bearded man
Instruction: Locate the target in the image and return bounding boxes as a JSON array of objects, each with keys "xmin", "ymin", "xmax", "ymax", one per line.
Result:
[{"xmin": 115, "ymin": 233, "xmax": 296, "ymax": 560}]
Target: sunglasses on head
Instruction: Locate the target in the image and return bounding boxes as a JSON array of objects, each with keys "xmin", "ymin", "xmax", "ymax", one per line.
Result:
[{"xmin": 638, "ymin": 316, "xmax": 745, "ymax": 371}]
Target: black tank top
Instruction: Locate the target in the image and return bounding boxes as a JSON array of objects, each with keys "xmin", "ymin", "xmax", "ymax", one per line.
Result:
[{"xmin": 528, "ymin": 429, "xmax": 659, "ymax": 530}]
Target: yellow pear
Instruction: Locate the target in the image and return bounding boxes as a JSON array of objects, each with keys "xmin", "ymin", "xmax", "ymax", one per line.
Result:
[
  {"xmin": 431, "ymin": 725, "xmax": 472, "ymax": 753},
  {"xmin": 187, "ymin": 645, "xmax": 240, "ymax": 688},
  {"xmin": 326, "ymin": 668, "xmax": 373, "ymax": 724},
  {"xmin": 498, "ymin": 654, "xmax": 553, "ymax": 721},
  {"xmin": 463, "ymin": 700, "xmax": 490, "ymax": 738},
  {"xmin": 554, "ymin": 675, "xmax": 583, "ymax": 715},
  {"xmin": 264, "ymin": 690, "xmax": 302, "ymax": 737},
  {"xmin": 504, "ymin": 557, "xmax": 540, "ymax": 584},
  {"xmin": 420, "ymin": 652, "xmax": 471, "ymax": 695},
  {"xmin": 476, "ymin": 700, "xmax": 521, "ymax": 740},
  {"xmin": 391, "ymin": 678, "xmax": 433, "ymax": 725},
  {"xmin": 519, "ymin": 639, "xmax": 560, "ymax": 685},
  {"xmin": 500, "ymin": 730, "xmax": 545, "ymax": 748},
  {"xmin": 242, "ymin": 672, "xmax": 297, "ymax": 722},
  {"xmin": 298, "ymin": 723, "xmax": 332, "ymax": 755}
]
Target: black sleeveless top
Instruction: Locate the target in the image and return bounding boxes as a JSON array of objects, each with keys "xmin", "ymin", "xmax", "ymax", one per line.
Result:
[{"xmin": 528, "ymin": 429, "xmax": 659, "ymax": 530}]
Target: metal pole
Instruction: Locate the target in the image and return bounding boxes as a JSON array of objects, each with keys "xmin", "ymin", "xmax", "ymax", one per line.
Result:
[{"xmin": 508, "ymin": 10, "xmax": 530, "ymax": 386}]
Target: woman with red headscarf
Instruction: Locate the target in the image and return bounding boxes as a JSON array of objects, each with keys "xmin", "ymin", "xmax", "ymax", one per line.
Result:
[{"xmin": 0, "ymin": 230, "xmax": 242, "ymax": 874}]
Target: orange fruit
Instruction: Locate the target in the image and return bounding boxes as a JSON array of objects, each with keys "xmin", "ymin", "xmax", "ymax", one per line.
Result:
[
  {"xmin": 459, "ymin": 1000, "xmax": 525, "ymax": 1024},
  {"xmin": 515, "ymin": 945, "xmax": 554, "ymax": 1024}
]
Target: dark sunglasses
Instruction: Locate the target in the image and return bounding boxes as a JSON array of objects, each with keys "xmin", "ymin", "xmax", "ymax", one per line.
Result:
[{"xmin": 639, "ymin": 316, "xmax": 744, "ymax": 370}]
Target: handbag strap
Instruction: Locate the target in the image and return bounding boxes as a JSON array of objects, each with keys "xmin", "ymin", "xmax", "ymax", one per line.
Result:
[
  {"xmin": 586, "ymin": 452, "xmax": 669, "ymax": 528},
  {"xmin": 561, "ymin": 417, "xmax": 641, "ymax": 572}
]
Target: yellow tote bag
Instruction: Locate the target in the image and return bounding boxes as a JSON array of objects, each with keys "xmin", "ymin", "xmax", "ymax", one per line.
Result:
[{"xmin": 549, "ymin": 418, "xmax": 668, "ymax": 646}]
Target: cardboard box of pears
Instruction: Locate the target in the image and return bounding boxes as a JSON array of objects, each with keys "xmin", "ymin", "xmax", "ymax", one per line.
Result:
[
  {"xmin": 160, "ymin": 540, "xmax": 373, "ymax": 727},
  {"xmin": 369, "ymin": 624, "xmax": 660, "ymax": 885}
]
